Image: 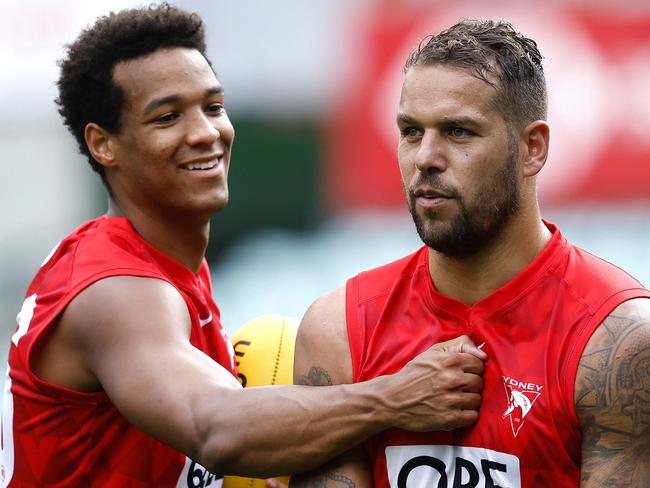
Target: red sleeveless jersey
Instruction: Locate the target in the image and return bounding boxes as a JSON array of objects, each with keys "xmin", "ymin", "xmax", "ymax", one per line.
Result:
[
  {"xmin": 346, "ymin": 223, "xmax": 649, "ymax": 488},
  {"xmin": 1, "ymin": 216, "xmax": 236, "ymax": 487}
]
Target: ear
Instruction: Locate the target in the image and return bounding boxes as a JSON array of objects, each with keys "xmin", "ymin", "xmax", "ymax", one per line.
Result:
[
  {"xmin": 520, "ymin": 120, "xmax": 550, "ymax": 177},
  {"xmin": 84, "ymin": 123, "xmax": 118, "ymax": 169}
]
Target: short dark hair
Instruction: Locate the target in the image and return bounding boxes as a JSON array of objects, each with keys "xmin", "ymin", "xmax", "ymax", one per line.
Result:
[
  {"xmin": 56, "ymin": 3, "xmax": 209, "ymax": 188},
  {"xmin": 405, "ymin": 19, "xmax": 547, "ymax": 131}
]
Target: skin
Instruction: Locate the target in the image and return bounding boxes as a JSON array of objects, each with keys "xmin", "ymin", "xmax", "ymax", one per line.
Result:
[
  {"xmin": 291, "ymin": 64, "xmax": 650, "ymax": 487},
  {"xmin": 31, "ymin": 48, "xmax": 488, "ymax": 478},
  {"xmin": 576, "ymin": 298, "xmax": 650, "ymax": 486}
]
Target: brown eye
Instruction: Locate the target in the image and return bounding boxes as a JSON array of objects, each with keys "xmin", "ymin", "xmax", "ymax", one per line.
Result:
[
  {"xmin": 156, "ymin": 113, "xmax": 179, "ymax": 123},
  {"xmin": 206, "ymin": 103, "xmax": 225, "ymax": 115}
]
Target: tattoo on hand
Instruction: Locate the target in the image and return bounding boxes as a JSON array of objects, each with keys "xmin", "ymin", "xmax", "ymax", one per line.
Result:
[
  {"xmin": 296, "ymin": 367, "xmax": 333, "ymax": 386},
  {"xmin": 576, "ymin": 299, "xmax": 650, "ymax": 485}
]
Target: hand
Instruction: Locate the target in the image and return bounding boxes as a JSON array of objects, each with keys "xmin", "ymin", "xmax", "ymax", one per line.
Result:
[
  {"xmin": 387, "ymin": 335, "xmax": 486, "ymax": 432},
  {"xmin": 430, "ymin": 335, "xmax": 487, "ymax": 359}
]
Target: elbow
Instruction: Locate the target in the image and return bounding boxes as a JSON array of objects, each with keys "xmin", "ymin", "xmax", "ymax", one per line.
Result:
[
  {"xmin": 194, "ymin": 425, "xmax": 245, "ymax": 476},
  {"xmin": 195, "ymin": 424, "xmax": 274, "ymax": 477},
  {"xmin": 195, "ymin": 425, "xmax": 283, "ymax": 478}
]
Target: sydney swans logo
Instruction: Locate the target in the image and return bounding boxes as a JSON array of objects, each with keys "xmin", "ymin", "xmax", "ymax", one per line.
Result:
[{"xmin": 502, "ymin": 376, "xmax": 543, "ymax": 437}]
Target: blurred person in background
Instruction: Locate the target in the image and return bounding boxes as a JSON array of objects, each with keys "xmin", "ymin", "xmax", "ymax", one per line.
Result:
[
  {"xmin": 293, "ymin": 19, "xmax": 650, "ymax": 488},
  {"xmin": 0, "ymin": 4, "xmax": 491, "ymax": 487}
]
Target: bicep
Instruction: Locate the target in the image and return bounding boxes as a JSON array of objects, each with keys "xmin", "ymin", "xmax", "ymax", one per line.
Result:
[
  {"xmin": 575, "ymin": 297, "xmax": 650, "ymax": 487},
  {"xmin": 291, "ymin": 287, "xmax": 373, "ymax": 485},
  {"xmin": 294, "ymin": 285, "xmax": 353, "ymax": 386},
  {"xmin": 290, "ymin": 446, "xmax": 373, "ymax": 488},
  {"xmin": 62, "ymin": 276, "xmax": 240, "ymax": 458}
]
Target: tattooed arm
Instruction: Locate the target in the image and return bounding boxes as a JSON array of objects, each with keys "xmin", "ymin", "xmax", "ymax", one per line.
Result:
[
  {"xmin": 290, "ymin": 286, "xmax": 373, "ymax": 487},
  {"xmin": 289, "ymin": 286, "xmax": 487, "ymax": 487},
  {"xmin": 575, "ymin": 297, "xmax": 650, "ymax": 487}
]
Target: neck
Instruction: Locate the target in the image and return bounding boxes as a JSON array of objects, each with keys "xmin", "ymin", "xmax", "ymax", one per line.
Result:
[
  {"xmin": 107, "ymin": 197, "xmax": 210, "ymax": 274},
  {"xmin": 428, "ymin": 213, "xmax": 551, "ymax": 306}
]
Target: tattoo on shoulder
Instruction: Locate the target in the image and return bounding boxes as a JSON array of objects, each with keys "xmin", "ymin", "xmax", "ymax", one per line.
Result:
[
  {"xmin": 291, "ymin": 469, "xmax": 356, "ymax": 487},
  {"xmin": 575, "ymin": 299, "xmax": 650, "ymax": 485},
  {"xmin": 296, "ymin": 367, "xmax": 333, "ymax": 386}
]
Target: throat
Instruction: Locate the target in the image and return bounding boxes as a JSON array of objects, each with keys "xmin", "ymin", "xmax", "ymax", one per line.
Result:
[
  {"xmin": 107, "ymin": 196, "xmax": 209, "ymax": 273},
  {"xmin": 429, "ymin": 256, "xmax": 504, "ymax": 306},
  {"xmin": 427, "ymin": 222, "xmax": 552, "ymax": 306}
]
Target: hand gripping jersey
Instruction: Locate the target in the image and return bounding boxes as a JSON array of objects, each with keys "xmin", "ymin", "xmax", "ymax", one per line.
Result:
[
  {"xmin": 1, "ymin": 216, "xmax": 237, "ymax": 487},
  {"xmin": 346, "ymin": 223, "xmax": 650, "ymax": 488}
]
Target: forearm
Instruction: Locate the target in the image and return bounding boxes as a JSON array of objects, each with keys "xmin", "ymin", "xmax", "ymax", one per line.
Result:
[{"xmin": 197, "ymin": 378, "xmax": 395, "ymax": 477}]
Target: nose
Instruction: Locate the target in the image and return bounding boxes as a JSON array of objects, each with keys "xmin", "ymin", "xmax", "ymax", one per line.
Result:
[
  {"xmin": 186, "ymin": 111, "xmax": 220, "ymax": 147},
  {"xmin": 414, "ymin": 131, "xmax": 448, "ymax": 173}
]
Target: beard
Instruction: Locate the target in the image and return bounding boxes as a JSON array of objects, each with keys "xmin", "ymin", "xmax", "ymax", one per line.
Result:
[{"xmin": 407, "ymin": 143, "xmax": 520, "ymax": 259}]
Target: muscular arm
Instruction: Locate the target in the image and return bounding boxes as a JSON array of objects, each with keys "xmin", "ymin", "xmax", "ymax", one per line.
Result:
[
  {"xmin": 290, "ymin": 286, "xmax": 487, "ymax": 487},
  {"xmin": 35, "ymin": 276, "xmax": 484, "ymax": 479},
  {"xmin": 575, "ymin": 297, "xmax": 650, "ymax": 486},
  {"xmin": 290, "ymin": 286, "xmax": 373, "ymax": 487}
]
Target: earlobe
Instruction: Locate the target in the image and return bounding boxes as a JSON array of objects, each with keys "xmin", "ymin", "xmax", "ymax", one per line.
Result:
[
  {"xmin": 521, "ymin": 120, "xmax": 550, "ymax": 177},
  {"xmin": 85, "ymin": 123, "xmax": 118, "ymax": 168}
]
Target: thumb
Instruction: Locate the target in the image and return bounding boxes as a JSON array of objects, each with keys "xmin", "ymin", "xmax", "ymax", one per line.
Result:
[{"xmin": 456, "ymin": 341, "xmax": 487, "ymax": 361}]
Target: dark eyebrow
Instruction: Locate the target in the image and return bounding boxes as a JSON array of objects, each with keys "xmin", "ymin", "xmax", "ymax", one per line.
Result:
[
  {"xmin": 396, "ymin": 112, "xmax": 417, "ymax": 126},
  {"xmin": 143, "ymin": 86, "xmax": 224, "ymax": 115},
  {"xmin": 144, "ymin": 95, "xmax": 180, "ymax": 115},
  {"xmin": 205, "ymin": 86, "xmax": 224, "ymax": 97},
  {"xmin": 441, "ymin": 116, "xmax": 481, "ymax": 129}
]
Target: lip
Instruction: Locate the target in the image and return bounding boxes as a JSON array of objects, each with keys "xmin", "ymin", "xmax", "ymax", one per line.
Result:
[
  {"xmin": 177, "ymin": 154, "xmax": 228, "ymax": 179},
  {"xmin": 178, "ymin": 153, "xmax": 224, "ymax": 169},
  {"xmin": 412, "ymin": 186, "xmax": 454, "ymax": 208}
]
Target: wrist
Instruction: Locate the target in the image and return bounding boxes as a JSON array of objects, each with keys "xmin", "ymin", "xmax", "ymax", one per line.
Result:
[{"xmin": 350, "ymin": 373, "xmax": 402, "ymax": 431}]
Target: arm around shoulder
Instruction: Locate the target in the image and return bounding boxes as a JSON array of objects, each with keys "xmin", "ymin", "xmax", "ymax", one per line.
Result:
[
  {"xmin": 40, "ymin": 276, "xmax": 485, "ymax": 478},
  {"xmin": 575, "ymin": 297, "xmax": 650, "ymax": 487}
]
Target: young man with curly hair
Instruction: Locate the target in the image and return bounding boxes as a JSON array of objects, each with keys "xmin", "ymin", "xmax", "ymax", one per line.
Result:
[
  {"xmin": 292, "ymin": 19, "xmax": 650, "ymax": 488},
  {"xmin": 1, "ymin": 4, "xmax": 489, "ymax": 487}
]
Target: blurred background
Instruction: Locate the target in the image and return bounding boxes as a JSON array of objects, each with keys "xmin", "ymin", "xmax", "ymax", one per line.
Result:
[{"xmin": 1, "ymin": 0, "xmax": 649, "ymax": 367}]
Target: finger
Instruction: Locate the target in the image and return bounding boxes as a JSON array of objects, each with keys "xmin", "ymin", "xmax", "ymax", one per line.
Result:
[
  {"xmin": 446, "ymin": 390, "xmax": 482, "ymax": 410},
  {"xmin": 454, "ymin": 341, "xmax": 488, "ymax": 361},
  {"xmin": 437, "ymin": 335, "xmax": 487, "ymax": 361},
  {"xmin": 441, "ymin": 409, "xmax": 480, "ymax": 430},
  {"xmin": 457, "ymin": 353, "xmax": 486, "ymax": 375},
  {"xmin": 461, "ymin": 373, "xmax": 484, "ymax": 394},
  {"xmin": 458, "ymin": 391, "xmax": 482, "ymax": 410}
]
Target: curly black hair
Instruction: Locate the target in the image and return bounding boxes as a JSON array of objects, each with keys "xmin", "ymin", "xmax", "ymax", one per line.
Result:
[
  {"xmin": 56, "ymin": 2, "xmax": 209, "ymax": 188},
  {"xmin": 405, "ymin": 19, "xmax": 547, "ymax": 132}
]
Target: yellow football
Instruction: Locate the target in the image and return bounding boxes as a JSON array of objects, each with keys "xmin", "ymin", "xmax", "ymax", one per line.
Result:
[{"xmin": 222, "ymin": 315, "xmax": 298, "ymax": 488}]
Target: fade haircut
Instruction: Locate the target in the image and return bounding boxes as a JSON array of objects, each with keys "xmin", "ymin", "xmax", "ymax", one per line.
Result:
[
  {"xmin": 404, "ymin": 19, "xmax": 547, "ymax": 132},
  {"xmin": 56, "ymin": 3, "xmax": 209, "ymax": 188}
]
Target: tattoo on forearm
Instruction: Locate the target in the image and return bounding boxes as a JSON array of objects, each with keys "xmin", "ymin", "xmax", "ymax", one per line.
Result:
[
  {"xmin": 296, "ymin": 367, "xmax": 333, "ymax": 386},
  {"xmin": 291, "ymin": 470, "xmax": 356, "ymax": 487},
  {"xmin": 575, "ymin": 299, "xmax": 650, "ymax": 485}
]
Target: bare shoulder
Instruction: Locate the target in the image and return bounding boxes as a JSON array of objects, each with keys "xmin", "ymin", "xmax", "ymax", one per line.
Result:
[
  {"xmin": 575, "ymin": 297, "xmax": 650, "ymax": 486},
  {"xmin": 64, "ymin": 275, "xmax": 190, "ymax": 345},
  {"xmin": 33, "ymin": 275, "xmax": 190, "ymax": 391},
  {"xmin": 294, "ymin": 285, "xmax": 352, "ymax": 386}
]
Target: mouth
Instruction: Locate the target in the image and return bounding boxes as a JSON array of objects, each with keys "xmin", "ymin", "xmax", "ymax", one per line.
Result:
[
  {"xmin": 413, "ymin": 186, "xmax": 453, "ymax": 199},
  {"xmin": 179, "ymin": 154, "xmax": 224, "ymax": 172},
  {"xmin": 412, "ymin": 186, "xmax": 455, "ymax": 208}
]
